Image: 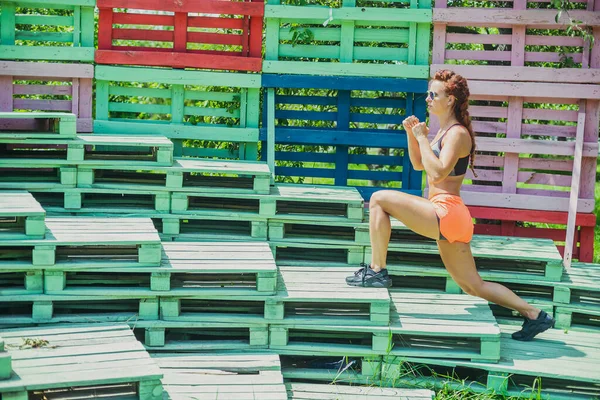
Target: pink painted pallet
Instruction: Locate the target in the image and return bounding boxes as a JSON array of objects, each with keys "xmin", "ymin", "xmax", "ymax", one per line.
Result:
[
  {"xmin": 0, "ymin": 61, "xmax": 93, "ymax": 132},
  {"xmin": 432, "ymin": 0, "xmax": 600, "ymax": 82},
  {"xmin": 428, "ymin": 80, "xmax": 599, "ymax": 214}
]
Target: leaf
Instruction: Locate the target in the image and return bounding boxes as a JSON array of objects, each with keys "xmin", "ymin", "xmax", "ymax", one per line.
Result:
[{"xmin": 555, "ymin": 10, "xmax": 562, "ymax": 23}]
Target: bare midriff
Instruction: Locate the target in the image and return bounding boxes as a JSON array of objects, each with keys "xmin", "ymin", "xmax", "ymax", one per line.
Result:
[{"xmin": 428, "ymin": 174, "xmax": 465, "ymax": 200}]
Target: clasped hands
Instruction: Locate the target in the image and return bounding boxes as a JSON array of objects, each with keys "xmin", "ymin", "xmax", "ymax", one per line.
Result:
[{"xmin": 402, "ymin": 116, "xmax": 429, "ymax": 140}]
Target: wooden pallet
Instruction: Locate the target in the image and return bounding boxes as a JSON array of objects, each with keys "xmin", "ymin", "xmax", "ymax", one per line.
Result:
[
  {"xmin": 0, "ymin": 217, "xmax": 162, "ymax": 269},
  {"xmin": 0, "ymin": 338, "xmax": 11, "ymax": 380},
  {"xmin": 152, "ymin": 353, "xmax": 287, "ymax": 400},
  {"xmin": 0, "ymin": 271, "xmax": 43, "ymax": 296},
  {"xmin": 0, "ymin": 294, "xmax": 159, "ymax": 326},
  {"xmin": 0, "ymin": 1, "xmax": 95, "ymax": 62},
  {"xmin": 0, "ymin": 192, "xmax": 45, "ymax": 239},
  {"xmin": 270, "ymin": 293, "xmax": 501, "ymax": 362},
  {"xmin": 0, "ymin": 61, "xmax": 93, "ymax": 132},
  {"xmin": 0, "ymin": 166, "xmax": 76, "ymax": 190},
  {"xmin": 0, "ymin": 112, "xmax": 77, "ymax": 139},
  {"xmin": 268, "ymin": 219, "xmax": 358, "ymax": 245},
  {"xmin": 96, "ymin": 0, "xmax": 264, "ymax": 72},
  {"xmin": 369, "ymin": 232, "xmax": 564, "ymax": 282},
  {"xmin": 77, "ymin": 158, "xmax": 270, "ymax": 194},
  {"xmin": 381, "ymin": 324, "xmax": 600, "ymax": 399},
  {"xmin": 266, "ymin": 267, "xmax": 390, "ymax": 326},
  {"xmin": 280, "ymin": 354, "xmax": 381, "ymax": 385},
  {"xmin": 0, "ymin": 135, "xmax": 173, "ymax": 166},
  {"xmin": 161, "ymin": 215, "xmax": 268, "ymax": 242},
  {"xmin": 286, "ymin": 382, "xmax": 434, "ymax": 400},
  {"xmin": 135, "ymin": 321, "xmax": 269, "ymax": 351},
  {"xmin": 0, "ymin": 324, "xmax": 163, "ymax": 400},
  {"xmin": 270, "ymin": 241, "xmax": 365, "ymax": 267}
]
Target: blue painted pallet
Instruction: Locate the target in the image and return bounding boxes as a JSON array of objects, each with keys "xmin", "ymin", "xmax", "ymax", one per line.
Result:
[{"xmin": 260, "ymin": 75, "xmax": 426, "ymax": 200}]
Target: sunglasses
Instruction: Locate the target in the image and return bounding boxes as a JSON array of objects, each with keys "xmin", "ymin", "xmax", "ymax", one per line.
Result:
[{"xmin": 427, "ymin": 91, "xmax": 438, "ymax": 99}]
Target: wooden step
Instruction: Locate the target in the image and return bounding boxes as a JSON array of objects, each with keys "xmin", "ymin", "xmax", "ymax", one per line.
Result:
[
  {"xmin": 381, "ymin": 324, "xmax": 600, "ymax": 399},
  {"xmin": 280, "ymin": 354, "xmax": 381, "ymax": 386},
  {"xmin": 160, "ymin": 214, "xmax": 268, "ymax": 242},
  {"xmin": 0, "ymin": 271, "xmax": 43, "ymax": 296},
  {"xmin": 0, "ymin": 112, "xmax": 77, "ymax": 138},
  {"xmin": 0, "ymin": 135, "xmax": 173, "ymax": 166},
  {"xmin": 0, "ymin": 165, "xmax": 76, "ymax": 190},
  {"xmin": 135, "ymin": 321, "xmax": 269, "ymax": 351},
  {"xmin": 0, "ymin": 324, "xmax": 162, "ymax": 400},
  {"xmin": 268, "ymin": 219, "xmax": 358, "ymax": 245},
  {"xmin": 152, "ymin": 353, "xmax": 287, "ymax": 400},
  {"xmin": 266, "ymin": 267, "xmax": 390, "ymax": 326},
  {"xmin": 270, "ymin": 241, "xmax": 365, "ymax": 267},
  {"xmin": 76, "ymin": 158, "xmax": 271, "ymax": 194},
  {"xmin": 0, "ymin": 294, "xmax": 159, "ymax": 326},
  {"xmin": 286, "ymin": 382, "xmax": 434, "ymax": 400},
  {"xmin": 553, "ymin": 263, "xmax": 600, "ymax": 331},
  {"xmin": 0, "ymin": 217, "xmax": 162, "ymax": 269},
  {"xmin": 0, "ymin": 192, "xmax": 45, "ymax": 239},
  {"xmin": 270, "ymin": 293, "xmax": 501, "ymax": 363}
]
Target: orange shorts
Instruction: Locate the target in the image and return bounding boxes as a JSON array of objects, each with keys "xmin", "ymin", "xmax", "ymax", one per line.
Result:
[{"xmin": 430, "ymin": 193, "xmax": 474, "ymax": 243}]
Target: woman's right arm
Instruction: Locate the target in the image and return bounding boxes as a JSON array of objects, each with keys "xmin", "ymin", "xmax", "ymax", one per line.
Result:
[{"xmin": 403, "ymin": 116, "xmax": 424, "ymax": 171}]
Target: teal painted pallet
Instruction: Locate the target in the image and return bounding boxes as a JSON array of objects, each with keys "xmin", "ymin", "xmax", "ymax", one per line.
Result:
[
  {"xmin": 0, "ymin": 271, "xmax": 43, "ymax": 296},
  {"xmin": 266, "ymin": 267, "xmax": 390, "ymax": 326},
  {"xmin": 39, "ymin": 188, "xmax": 172, "ymax": 214},
  {"xmin": 270, "ymin": 292, "xmax": 501, "ymax": 362},
  {"xmin": 380, "ymin": 324, "xmax": 600, "ymax": 399},
  {"xmin": 268, "ymin": 219, "xmax": 358, "ymax": 245},
  {"xmin": 270, "ymin": 241, "xmax": 365, "ymax": 267},
  {"xmin": 0, "ymin": 2, "xmax": 95, "ymax": 62},
  {"xmin": 0, "ymin": 192, "xmax": 45, "ymax": 239},
  {"xmin": 552, "ymin": 263, "xmax": 600, "ymax": 330},
  {"xmin": 0, "ymin": 112, "xmax": 76, "ymax": 138},
  {"xmin": 171, "ymin": 183, "xmax": 364, "ymax": 223},
  {"xmin": 0, "ymin": 293, "xmax": 159, "ymax": 326},
  {"xmin": 0, "ymin": 337, "xmax": 10, "ymax": 380},
  {"xmin": 0, "ymin": 135, "xmax": 173, "ymax": 166},
  {"xmin": 159, "ymin": 297, "xmax": 268, "ymax": 324},
  {"xmin": 370, "ymin": 234, "xmax": 564, "ymax": 282},
  {"xmin": 94, "ymin": 66, "xmax": 261, "ymax": 159},
  {"xmin": 555, "ymin": 306, "xmax": 600, "ymax": 331},
  {"xmin": 0, "ymin": 324, "xmax": 162, "ymax": 400},
  {"xmin": 160, "ymin": 214, "xmax": 268, "ymax": 242},
  {"xmin": 286, "ymin": 382, "xmax": 434, "ymax": 400},
  {"xmin": 45, "ymin": 242, "xmax": 278, "ymax": 297},
  {"xmin": 0, "ymin": 217, "xmax": 162, "ymax": 268},
  {"xmin": 77, "ymin": 158, "xmax": 271, "ymax": 194},
  {"xmin": 153, "ymin": 353, "xmax": 287, "ymax": 400},
  {"xmin": 0, "ymin": 166, "xmax": 76, "ymax": 190},
  {"xmin": 280, "ymin": 354, "xmax": 382, "ymax": 385},
  {"xmin": 263, "ymin": 1, "xmax": 431, "ymax": 78},
  {"xmin": 135, "ymin": 320, "xmax": 269, "ymax": 351}
]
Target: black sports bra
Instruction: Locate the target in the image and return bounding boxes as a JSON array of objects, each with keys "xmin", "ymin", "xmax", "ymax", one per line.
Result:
[{"xmin": 430, "ymin": 123, "xmax": 470, "ymax": 176}]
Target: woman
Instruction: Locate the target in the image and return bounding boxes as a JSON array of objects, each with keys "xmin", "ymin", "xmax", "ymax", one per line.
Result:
[{"xmin": 346, "ymin": 70, "xmax": 554, "ymax": 341}]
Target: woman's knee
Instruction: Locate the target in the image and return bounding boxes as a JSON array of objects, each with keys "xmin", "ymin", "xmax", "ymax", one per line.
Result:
[
  {"xmin": 370, "ymin": 190, "xmax": 401, "ymax": 210},
  {"xmin": 458, "ymin": 279, "xmax": 485, "ymax": 297}
]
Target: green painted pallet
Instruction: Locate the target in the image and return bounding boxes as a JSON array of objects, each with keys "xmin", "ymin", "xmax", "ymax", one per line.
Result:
[
  {"xmin": 266, "ymin": 267, "xmax": 390, "ymax": 326},
  {"xmin": 0, "ymin": 324, "xmax": 162, "ymax": 400},
  {"xmin": 0, "ymin": 135, "xmax": 173, "ymax": 166},
  {"xmin": 0, "ymin": 293, "xmax": 159, "ymax": 326},
  {"xmin": 286, "ymin": 382, "xmax": 434, "ymax": 400},
  {"xmin": 0, "ymin": 1, "xmax": 95, "ymax": 62},
  {"xmin": 160, "ymin": 214, "xmax": 268, "ymax": 242},
  {"xmin": 0, "ymin": 337, "xmax": 11, "ymax": 380},
  {"xmin": 270, "ymin": 241, "xmax": 365, "ymax": 267},
  {"xmin": 0, "ymin": 191, "xmax": 45, "ymax": 239},
  {"xmin": 153, "ymin": 353, "xmax": 287, "ymax": 400},
  {"xmin": 370, "ymin": 234, "xmax": 564, "ymax": 282},
  {"xmin": 134, "ymin": 320, "xmax": 269, "ymax": 351},
  {"xmin": 0, "ymin": 166, "xmax": 76, "ymax": 190},
  {"xmin": 39, "ymin": 188, "xmax": 171, "ymax": 214},
  {"xmin": 268, "ymin": 219, "xmax": 358, "ymax": 245},
  {"xmin": 555, "ymin": 306, "xmax": 600, "ymax": 331},
  {"xmin": 0, "ymin": 217, "xmax": 162, "ymax": 268},
  {"xmin": 264, "ymin": 1, "xmax": 431, "ymax": 78},
  {"xmin": 94, "ymin": 65, "xmax": 261, "ymax": 160},
  {"xmin": 381, "ymin": 324, "xmax": 600, "ymax": 399},
  {"xmin": 280, "ymin": 354, "xmax": 382, "ymax": 385},
  {"xmin": 77, "ymin": 158, "xmax": 270, "ymax": 194},
  {"xmin": 171, "ymin": 183, "xmax": 364, "ymax": 223},
  {"xmin": 0, "ymin": 112, "xmax": 76, "ymax": 138},
  {"xmin": 552, "ymin": 263, "xmax": 600, "ymax": 331},
  {"xmin": 270, "ymin": 292, "xmax": 501, "ymax": 362},
  {"xmin": 159, "ymin": 296, "xmax": 268, "ymax": 324},
  {"xmin": 0, "ymin": 271, "xmax": 43, "ymax": 296}
]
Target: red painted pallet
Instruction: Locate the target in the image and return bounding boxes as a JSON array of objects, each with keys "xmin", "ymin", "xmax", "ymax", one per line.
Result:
[
  {"xmin": 470, "ymin": 206, "xmax": 596, "ymax": 263},
  {"xmin": 0, "ymin": 61, "xmax": 93, "ymax": 132},
  {"xmin": 95, "ymin": 0, "xmax": 264, "ymax": 72}
]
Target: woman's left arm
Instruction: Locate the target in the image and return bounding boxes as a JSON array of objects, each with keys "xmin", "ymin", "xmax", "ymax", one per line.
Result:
[{"xmin": 412, "ymin": 123, "xmax": 468, "ymax": 183}]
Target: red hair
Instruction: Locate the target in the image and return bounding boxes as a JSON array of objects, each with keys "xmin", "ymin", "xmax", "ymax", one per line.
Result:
[{"xmin": 433, "ymin": 70, "xmax": 477, "ymax": 177}]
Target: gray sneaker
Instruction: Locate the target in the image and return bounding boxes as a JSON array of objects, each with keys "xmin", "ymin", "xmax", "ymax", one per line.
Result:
[{"xmin": 346, "ymin": 264, "xmax": 392, "ymax": 288}]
